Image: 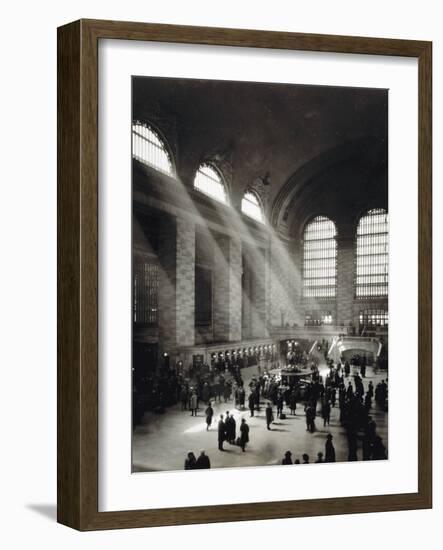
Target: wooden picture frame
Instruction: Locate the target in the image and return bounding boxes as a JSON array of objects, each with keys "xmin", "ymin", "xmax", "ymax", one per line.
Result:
[{"xmin": 57, "ymin": 19, "xmax": 432, "ymax": 531}]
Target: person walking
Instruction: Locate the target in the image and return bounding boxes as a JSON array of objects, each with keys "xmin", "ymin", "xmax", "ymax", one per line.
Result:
[
  {"xmin": 239, "ymin": 418, "xmax": 249, "ymax": 452},
  {"xmin": 248, "ymin": 392, "xmax": 256, "ymax": 417},
  {"xmin": 202, "ymin": 382, "xmax": 211, "ymax": 405},
  {"xmin": 218, "ymin": 414, "xmax": 226, "ymax": 451},
  {"xmin": 205, "ymin": 402, "xmax": 214, "ymax": 431},
  {"xmin": 265, "ymin": 402, "xmax": 274, "ymax": 430},
  {"xmin": 189, "ymin": 389, "xmax": 198, "ymax": 417},
  {"xmin": 289, "ymin": 390, "xmax": 297, "ymax": 415},
  {"xmin": 347, "ymin": 428, "xmax": 358, "ymax": 461},
  {"xmin": 364, "ymin": 392, "xmax": 372, "ymax": 412},
  {"xmin": 223, "ymin": 380, "xmax": 231, "ymax": 403},
  {"xmin": 225, "ymin": 411, "xmax": 236, "ymax": 444},
  {"xmin": 330, "ymin": 387, "xmax": 337, "ymax": 408},
  {"xmin": 346, "ymin": 381, "xmax": 354, "ymax": 400},
  {"xmin": 322, "ymin": 399, "xmax": 331, "ymax": 427},
  {"xmin": 305, "ymin": 403, "xmax": 316, "ymax": 433},
  {"xmin": 239, "ymin": 387, "xmax": 246, "ymax": 409},
  {"xmin": 360, "ymin": 362, "xmax": 366, "ymax": 378},
  {"xmin": 180, "ymin": 386, "xmax": 189, "ymax": 411},
  {"xmin": 325, "ymin": 434, "xmax": 336, "ymax": 462},
  {"xmin": 276, "ymin": 392, "xmax": 284, "ymax": 418}
]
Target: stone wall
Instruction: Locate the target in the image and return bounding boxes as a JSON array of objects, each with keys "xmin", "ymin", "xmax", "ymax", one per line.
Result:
[{"xmin": 213, "ymin": 234, "xmax": 242, "ymax": 342}]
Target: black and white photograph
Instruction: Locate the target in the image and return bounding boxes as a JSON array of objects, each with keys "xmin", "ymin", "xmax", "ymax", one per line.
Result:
[
  {"xmin": 131, "ymin": 76, "xmax": 389, "ymax": 473},
  {"xmin": 2, "ymin": 0, "xmax": 438, "ymax": 542}
]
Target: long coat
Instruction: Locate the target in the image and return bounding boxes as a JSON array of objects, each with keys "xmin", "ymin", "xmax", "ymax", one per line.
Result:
[
  {"xmin": 240, "ymin": 422, "xmax": 249, "ymax": 444},
  {"xmin": 239, "ymin": 389, "xmax": 245, "ymax": 406},
  {"xmin": 325, "ymin": 440, "xmax": 336, "ymax": 462},
  {"xmin": 189, "ymin": 393, "xmax": 198, "ymax": 410},
  {"xmin": 205, "ymin": 406, "xmax": 214, "ymax": 425},
  {"xmin": 248, "ymin": 393, "xmax": 256, "ymax": 409},
  {"xmin": 196, "ymin": 454, "xmax": 211, "ymax": 469},
  {"xmin": 218, "ymin": 420, "xmax": 226, "ymax": 442},
  {"xmin": 226, "ymin": 416, "xmax": 236, "ymax": 441}
]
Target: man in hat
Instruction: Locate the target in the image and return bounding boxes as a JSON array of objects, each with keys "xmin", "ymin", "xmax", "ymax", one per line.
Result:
[
  {"xmin": 218, "ymin": 414, "xmax": 226, "ymax": 451},
  {"xmin": 239, "ymin": 418, "xmax": 249, "ymax": 452},
  {"xmin": 225, "ymin": 411, "xmax": 236, "ymax": 444},
  {"xmin": 205, "ymin": 402, "xmax": 214, "ymax": 431},
  {"xmin": 325, "ymin": 433, "xmax": 336, "ymax": 462},
  {"xmin": 196, "ymin": 449, "xmax": 211, "ymax": 469},
  {"xmin": 265, "ymin": 402, "xmax": 274, "ymax": 430},
  {"xmin": 282, "ymin": 451, "xmax": 293, "ymax": 465},
  {"xmin": 184, "ymin": 451, "xmax": 197, "ymax": 470}
]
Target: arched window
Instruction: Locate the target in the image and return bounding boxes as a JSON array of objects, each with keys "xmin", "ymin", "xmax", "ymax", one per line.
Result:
[
  {"xmin": 303, "ymin": 216, "xmax": 337, "ymax": 298},
  {"xmin": 193, "ymin": 163, "xmax": 228, "ymax": 204},
  {"xmin": 132, "ymin": 121, "xmax": 174, "ymax": 176},
  {"xmin": 355, "ymin": 208, "xmax": 388, "ymax": 297},
  {"xmin": 241, "ymin": 191, "xmax": 264, "ymax": 223}
]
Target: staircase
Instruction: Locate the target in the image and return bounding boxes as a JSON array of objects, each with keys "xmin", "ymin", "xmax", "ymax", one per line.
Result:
[{"xmin": 328, "ymin": 335, "xmax": 383, "ymax": 364}]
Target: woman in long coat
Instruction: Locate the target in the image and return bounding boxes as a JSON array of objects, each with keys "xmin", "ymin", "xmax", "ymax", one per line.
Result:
[
  {"xmin": 265, "ymin": 402, "xmax": 274, "ymax": 430},
  {"xmin": 322, "ymin": 399, "xmax": 331, "ymax": 426},
  {"xmin": 205, "ymin": 402, "xmax": 214, "ymax": 430},
  {"xmin": 217, "ymin": 415, "xmax": 226, "ymax": 451},
  {"xmin": 239, "ymin": 418, "xmax": 249, "ymax": 452},
  {"xmin": 202, "ymin": 382, "xmax": 211, "ymax": 405},
  {"xmin": 289, "ymin": 390, "xmax": 297, "ymax": 415},
  {"xmin": 189, "ymin": 390, "xmax": 198, "ymax": 416},
  {"xmin": 225, "ymin": 412, "xmax": 236, "ymax": 444},
  {"xmin": 239, "ymin": 387, "xmax": 246, "ymax": 409}
]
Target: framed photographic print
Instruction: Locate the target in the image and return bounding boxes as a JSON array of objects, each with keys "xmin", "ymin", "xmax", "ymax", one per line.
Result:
[{"xmin": 57, "ymin": 19, "xmax": 432, "ymax": 530}]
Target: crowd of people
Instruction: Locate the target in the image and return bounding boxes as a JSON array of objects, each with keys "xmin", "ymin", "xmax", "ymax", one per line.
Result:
[
  {"xmin": 281, "ymin": 433, "xmax": 336, "ymax": 464},
  {"xmin": 297, "ymin": 359, "xmax": 388, "ymax": 462},
  {"xmin": 133, "ymin": 341, "xmax": 388, "ymax": 470},
  {"xmin": 179, "ymin": 354, "xmax": 388, "ymax": 469},
  {"xmin": 184, "ymin": 449, "xmax": 211, "ymax": 469}
]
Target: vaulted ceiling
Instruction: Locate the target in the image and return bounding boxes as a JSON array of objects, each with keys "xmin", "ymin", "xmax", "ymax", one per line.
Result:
[{"xmin": 133, "ymin": 76, "xmax": 388, "ymax": 235}]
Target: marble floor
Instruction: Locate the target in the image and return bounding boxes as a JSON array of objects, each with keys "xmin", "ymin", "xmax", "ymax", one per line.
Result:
[{"xmin": 132, "ymin": 364, "xmax": 388, "ymax": 472}]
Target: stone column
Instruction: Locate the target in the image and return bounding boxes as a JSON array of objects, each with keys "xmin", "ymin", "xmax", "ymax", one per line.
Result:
[
  {"xmin": 157, "ymin": 216, "xmax": 195, "ymax": 361},
  {"xmin": 336, "ymin": 232, "xmax": 355, "ymax": 327},
  {"xmin": 241, "ymin": 255, "xmax": 251, "ymax": 340},
  {"xmin": 176, "ymin": 217, "xmax": 196, "ymax": 346},
  {"xmin": 249, "ymin": 247, "xmax": 267, "ymax": 338},
  {"xmin": 213, "ymin": 234, "xmax": 242, "ymax": 342}
]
